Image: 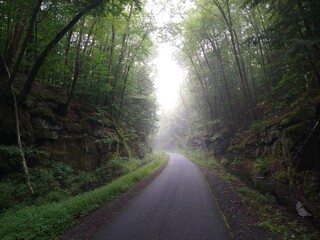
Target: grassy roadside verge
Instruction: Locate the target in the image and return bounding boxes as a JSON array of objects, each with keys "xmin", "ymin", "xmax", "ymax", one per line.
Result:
[
  {"xmin": 178, "ymin": 149, "xmax": 217, "ymax": 168},
  {"xmin": 0, "ymin": 152, "xmax": 168, "ymax": 240},
  {"xmin": 237, "ymin": 186, "xmax": 319, "ymax": 239},
  {"xmin": 179, "ymin": 149, "xmax": 319, "ymax": 239}
]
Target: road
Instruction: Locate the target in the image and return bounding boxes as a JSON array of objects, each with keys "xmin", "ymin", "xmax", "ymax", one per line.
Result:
[{"xmin": 93, "ymin": 153, "xmax": 232, "ymax": 240}]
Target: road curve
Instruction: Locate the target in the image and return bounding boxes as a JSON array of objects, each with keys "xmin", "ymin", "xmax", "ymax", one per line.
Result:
[{"xmin": 93, "ymin": 153, "xmax": 231, "ymax": 240}]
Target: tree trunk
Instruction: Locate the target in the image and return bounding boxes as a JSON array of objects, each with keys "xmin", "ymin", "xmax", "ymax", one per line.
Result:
[
  {"xmin": 4, "ymin": 60, "xmax": 34, "ymax": 195},
  {"xmin": 212, "ymin": 0, "xmax": 255, "ymax": 119},
  {"xmin": 116, "ymin": 27, "xmax": 150, "ymax": 121},
  {"xmin": 181, "ymin": 42, "xmax": 215, "ymax": 133},
  {"xmin": 187, "ymin": 76, "xmax": 211, "ymax": 135},
  {"xmin": 104, "ymin": 22, "xmax": 116, "ymax": 107},
  {"xmin": 65, "ymin": 19, "xmax": 85, "ymax": 112},
  {"xmin": 248, "ymin": 54, "xmax": 258, "ymax": 102},
  {"xmin": 180, "ymin": 89, "xmax": 195, "ymax": 138},
  {"xmin": 109, "ymin": 0, "xmax": 133, "ymax": 114},
  {"xmin": 204, "ymin": 32, "xmax": 235, "ymax": 122},
  {"xmin": 63, "ymin": 29, "xmax": 73, "ymax": 87},
  {"xmin": 195, "ymin": 50, "xmax": 215, "ymax": 132}
]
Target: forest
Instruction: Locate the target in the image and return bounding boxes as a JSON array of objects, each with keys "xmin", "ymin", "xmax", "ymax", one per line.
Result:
[
  {"xmin": 0, "ymin": 0, "xmax": 320, "ymax": 239},
  {"xmin": 156, "ymin": 0, "xmax": 320, "ymax": 207}
]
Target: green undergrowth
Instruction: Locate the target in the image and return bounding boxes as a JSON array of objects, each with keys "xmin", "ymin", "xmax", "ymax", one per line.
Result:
[
  {"xmin": 238, "ymin": 186, "xmax": 319, "ymax": 239},
  {"xmin": 180, "ymin": 149, "xmax": 238, "ymax": 183},
  {"xmin": 0, "ymin": 152, "xmax": 168, "ymax": 240},
  {"xmin": 0, "ymin": 153, "xmax": 160, "ymax": 212}
]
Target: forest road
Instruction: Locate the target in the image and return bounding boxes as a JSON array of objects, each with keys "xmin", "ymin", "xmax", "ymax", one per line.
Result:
[{"xmin": 92, "ymin": 153, "xmax": 232, "ymax": 240}]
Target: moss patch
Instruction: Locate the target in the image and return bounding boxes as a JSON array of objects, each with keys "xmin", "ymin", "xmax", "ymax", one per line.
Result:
[
  {"xmin": 282, "ymin": 106, "xmax": 315, "ymax": 126},
  {"xmin": 284, "ymin": 122, "xmax": 311, "ymax": 147}
]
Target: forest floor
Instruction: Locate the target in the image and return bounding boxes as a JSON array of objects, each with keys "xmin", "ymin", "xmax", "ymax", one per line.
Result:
[{"xmin": 60, "ymin": 152, "xmax": 319, "ymax": 240}]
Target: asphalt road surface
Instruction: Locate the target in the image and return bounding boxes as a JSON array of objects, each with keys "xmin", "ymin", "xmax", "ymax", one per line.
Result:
[{"xmin": 93, "ymin": 153, "xmax": 232, "ymax": 240}]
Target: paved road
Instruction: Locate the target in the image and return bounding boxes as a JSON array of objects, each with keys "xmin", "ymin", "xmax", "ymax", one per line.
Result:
[{"xmin": 93, "ymin": 153, "xmax": 231, "ymax": 240}]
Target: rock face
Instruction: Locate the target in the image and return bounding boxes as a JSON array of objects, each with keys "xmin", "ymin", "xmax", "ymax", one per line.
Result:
[
  {"xmin": 224, "ymin": 105, "xmax": 320, "ymax": 173},
  {"xmin": 208, "ymin": 103, "xmax": 320, "ymax": 210},
  {"xmin": 0, "ymin": 93, "xmax": 146, "ymax": 175}
]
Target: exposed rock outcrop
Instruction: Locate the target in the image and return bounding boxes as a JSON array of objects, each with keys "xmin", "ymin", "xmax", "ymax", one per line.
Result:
[
  {"xmin": 207, "ymin": 100, "xmax": 320, "ymax": 219},
  {"xmin": 0, "ymin": 86, "xmax": 148, "ymax": 175}
]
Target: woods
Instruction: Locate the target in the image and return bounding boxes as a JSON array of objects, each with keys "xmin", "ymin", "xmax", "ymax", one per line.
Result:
[
  {"xmin": 155, "ymin": 0, "xmax": 320, "ymax": 216},
  {"xmin": 1, "ymin": 0, "xmax": 320, "ymax": 238}
]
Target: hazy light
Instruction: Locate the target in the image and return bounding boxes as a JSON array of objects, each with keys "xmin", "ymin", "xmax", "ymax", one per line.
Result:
[
  {"xmin": 153, "ymin": 43, "xmax": 185, "ymax": 110},
  {"xmin": 146, "ymin": 0, "xmax": 191, "ymax": 111}
]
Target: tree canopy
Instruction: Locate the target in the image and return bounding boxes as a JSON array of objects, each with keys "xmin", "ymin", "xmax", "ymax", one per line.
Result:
[{"xmin": 0, "ymin": 0, "xmax": 158, "ymax": 138}]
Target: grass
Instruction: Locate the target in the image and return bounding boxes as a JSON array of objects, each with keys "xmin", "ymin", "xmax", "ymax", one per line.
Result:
[
  {"xmin": 238, "ymin": 186, "xmax": 320, "ymax": 239},
  {"xmin": 181, "ymin": 150, "xmax": 240, "ymax": 184},
  {"xmin": 0, "ymin": 152, "xmax": 168, "ymax": 240},
  {"xmin": 223, "ymin": 172, "xmax": 237, "ymax": 182},
  {"xmin": 179, "ymin": 149, "xmax": 218, "ymax": 169}
]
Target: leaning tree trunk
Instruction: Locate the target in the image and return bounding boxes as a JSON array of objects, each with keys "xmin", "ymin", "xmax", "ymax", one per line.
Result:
[
  {"xmin": 11, "ymin": 85, "xmax": 34, "ymax": 195},
  {"xmin": 4, "ymin": 60, "xmax": 34, "ymax": 195}
]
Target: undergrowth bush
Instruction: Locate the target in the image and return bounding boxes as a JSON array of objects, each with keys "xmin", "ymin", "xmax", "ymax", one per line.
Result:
[
  {"xmin": 31, "ymin": 168, "xmax": 61, "ymax": 196},
  {"xmin": 254, "ymin": 158, "xmax": 269, "ymax": 175},
  {"xmin": 0, "ymin": 182, "xmax": 16, "ymax": 210},
  {"xmin": 52, "ymin": 162, "xmax": 73, "ymax": 188},
  {"xmin": 0, "ymin": 154, "xmax": 163, "ymax": 213},
  {"xmin": 75, "ymin": 171, "xmax": 92, "ymax": 190}
]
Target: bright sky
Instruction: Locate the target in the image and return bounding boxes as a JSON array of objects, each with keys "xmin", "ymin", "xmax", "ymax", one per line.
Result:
[{"xmin": 146, "ymin": 0, "xmax": 192, "ymax": 111}]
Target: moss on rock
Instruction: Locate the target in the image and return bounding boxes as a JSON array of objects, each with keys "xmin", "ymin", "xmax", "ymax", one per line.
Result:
[{"xmin": 281, "ymin": 106, "xmax": 315, "ymax": 126}]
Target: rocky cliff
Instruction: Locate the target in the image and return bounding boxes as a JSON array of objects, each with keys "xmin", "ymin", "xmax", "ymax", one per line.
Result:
[{"xmin": 0, "ymin": 84, "xmax": 148, "ymax": 176}]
